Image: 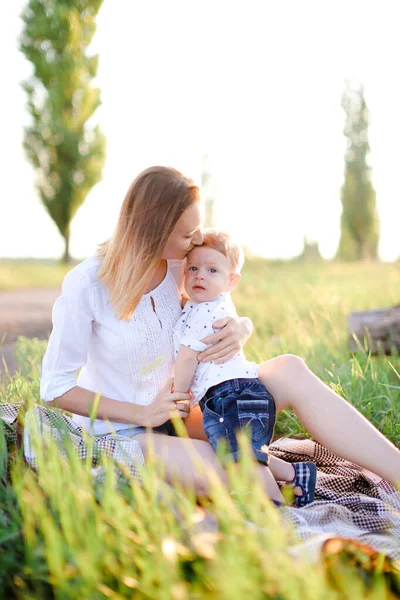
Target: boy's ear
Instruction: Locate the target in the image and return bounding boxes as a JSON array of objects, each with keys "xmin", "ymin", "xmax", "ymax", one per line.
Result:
[{"xmin": 227, "ymin": 272, "xmax": 241, "ymax": 291}]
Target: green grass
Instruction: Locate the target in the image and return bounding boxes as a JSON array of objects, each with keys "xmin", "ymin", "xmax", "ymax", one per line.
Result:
[
  {"xmin": 0, "ymin": 259, "xmax": 73, "ymax": 291},
  {"xmin": 1, "ymin": 258, "xmax": 400, "ymax": 598},
  {"xmin": 235, "ymin": 258, "xmax": 400, "ymax": 443}
]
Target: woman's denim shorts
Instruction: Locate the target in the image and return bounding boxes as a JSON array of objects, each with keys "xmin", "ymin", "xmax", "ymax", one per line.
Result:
[{"xmin": 116, "ymin": 420, "xmax": 177, "ymax": 438}]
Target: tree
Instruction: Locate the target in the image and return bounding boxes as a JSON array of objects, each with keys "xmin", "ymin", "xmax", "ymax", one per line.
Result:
[
  {"xmin": 297, "ymin": 236, "xmax": 322, "ymax": 261},
  {"xmin": 336, "ymin": 82, "xmax": 379, "ymax": 261},
  {"xmin": 20, "ymin": 0, "xmax": 106, "ymax": 263},
  {"xmin": 201, "ymin": 154, "xmax": 216, "ymax": 229}
]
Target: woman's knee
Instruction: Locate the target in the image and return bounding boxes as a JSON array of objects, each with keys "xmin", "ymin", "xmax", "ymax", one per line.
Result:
[
  {"xmin": 274, "ymin": 353, "xmax": 306, "ymax": 373},
  {"xmin": 136, "ymin": 434, "xmax": 224, "ymax": 492},
  {"xmin": 258, "ymin": 354, "xmax": 307, "ymax": 410},
  {"xmin": 260, "ymin": 353, "xmax": 306, "ymax": 381}
]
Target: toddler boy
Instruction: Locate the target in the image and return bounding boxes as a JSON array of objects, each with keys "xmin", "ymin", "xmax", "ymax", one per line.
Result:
[{"xmin": 173, "ymin": 230, "xmax": 317, "ymax": 507}]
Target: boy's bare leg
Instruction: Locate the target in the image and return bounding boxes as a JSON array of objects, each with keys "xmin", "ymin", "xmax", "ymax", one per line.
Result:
[
  {"xmin": 255, "ymin": 464, "xmax": 285, "ymax": 503},
  {"xmin": 268, "ymin": 455, "xmax": 307, "ymax": 497},
  {"xmin": 268, "ymin": 455, "xmax": 295, "ymax": 481}
]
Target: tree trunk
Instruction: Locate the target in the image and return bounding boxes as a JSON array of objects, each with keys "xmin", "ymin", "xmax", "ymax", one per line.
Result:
[
  {"xmin": 348, "ymin": 305, "xmax": 400, "ymax": 354},
  {"xmin": 63, "ymin": 234, "xmax": 71, "ymax": 264}
]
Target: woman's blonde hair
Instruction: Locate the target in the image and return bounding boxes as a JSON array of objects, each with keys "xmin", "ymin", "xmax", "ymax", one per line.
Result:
[{"xmin": 97, "ymin": 166, "xmax": 199, "ymax": 320}]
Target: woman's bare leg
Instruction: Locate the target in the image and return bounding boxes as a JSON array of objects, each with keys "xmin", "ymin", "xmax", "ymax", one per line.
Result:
[
  {"xmin": 135, "ymin": 432, "xmax": 284, "ymax": 503},
  {"xmin": 258, "ymin": 354, "xmax": 400, "ymax": 487}
]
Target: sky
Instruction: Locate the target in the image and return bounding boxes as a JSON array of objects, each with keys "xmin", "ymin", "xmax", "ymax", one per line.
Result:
[{"xmin": 2, "ymin": 0, "xmax": 400, "ymax": 261}]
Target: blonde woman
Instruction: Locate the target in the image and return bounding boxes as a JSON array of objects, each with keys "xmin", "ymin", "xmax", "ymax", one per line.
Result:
[{"xmin": 41, "ymin": 166, "xmax": 400, "ymax": 497}]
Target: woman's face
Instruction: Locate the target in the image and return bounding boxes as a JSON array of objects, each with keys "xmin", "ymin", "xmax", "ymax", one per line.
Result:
[{"xmin": 162, "ymin": 202, "xmax": 203, "ymax": 260}]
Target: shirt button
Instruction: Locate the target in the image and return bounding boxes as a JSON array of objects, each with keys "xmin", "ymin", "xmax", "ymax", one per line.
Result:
[{"xmin": 219, "ymin": 417, "xmax": 224, "ymax": 423}]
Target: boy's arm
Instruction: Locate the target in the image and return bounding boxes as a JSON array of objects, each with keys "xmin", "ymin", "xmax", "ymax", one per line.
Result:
[{"xmin": 173, "ymin": 344, "xmax": 199, "ymax": 393}]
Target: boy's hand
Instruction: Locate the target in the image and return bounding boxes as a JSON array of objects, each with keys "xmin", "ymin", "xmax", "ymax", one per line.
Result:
[{"xmin": 198, "ymin": 316, "xmax": 253, "ymax": 364}]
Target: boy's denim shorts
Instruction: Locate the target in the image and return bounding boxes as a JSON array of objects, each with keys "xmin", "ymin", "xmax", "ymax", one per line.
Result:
[{"xmin": 199, "ymin": 378, "xmax": 276, "ymax": 465}]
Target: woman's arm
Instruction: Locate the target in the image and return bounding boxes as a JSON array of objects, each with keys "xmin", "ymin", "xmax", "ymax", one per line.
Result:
[
  {"xmin": 42, "ymin": 267, "xmax": 191, "ymax": 428},
  {"xmin": 197, "ymin": 316, "xmax": 253, "ymax": 364},
  {"xmin": 50, "ymin": 380, "xmax": 191, "ymax": 428},
  {"xmin": 49, "ymin": 386, "xmax": 148, "ymax": 424}
]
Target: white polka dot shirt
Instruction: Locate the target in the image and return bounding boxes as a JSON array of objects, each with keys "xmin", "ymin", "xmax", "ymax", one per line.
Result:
[{"xmin": 173, "ymin": 292, "xmax": 258, "ymax": 403}]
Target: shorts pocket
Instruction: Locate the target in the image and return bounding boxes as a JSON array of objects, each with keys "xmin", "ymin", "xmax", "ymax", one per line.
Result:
[
  {"xmin": 202, "ymin": 396, "xmax": 224, "ymax": 420},
  {"xmin": 202, "ymin": 398, "xmax": 227, "ymax": 452},
  {"xmin": 236, "ymin": 399, "xmax": 271, "ymax": 443}
]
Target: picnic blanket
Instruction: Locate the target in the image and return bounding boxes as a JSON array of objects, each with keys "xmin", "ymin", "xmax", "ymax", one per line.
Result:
[
  {"xmin": 1, "ymin": 402, "xmax": 399, "ymax": 560},
  {"xmin": 270, "ymin": 438, "xmax": 400, "ymax": 560},
  {"xmin": 0, "ymin": 402, "xmax": 145, "ymax": 481}
]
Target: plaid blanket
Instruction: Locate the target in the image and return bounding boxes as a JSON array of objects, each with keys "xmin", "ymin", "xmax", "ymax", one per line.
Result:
[
  {"xmin": 270, "ymin": 438, "xmax": 400, "ymax": 560},
  {"xmin": 1, "ymin": 403, "xmax": 399, "ymax": 559},
  {"xmin": 0, "ymin": 402, "xmax": 144, "ymax": 481}
]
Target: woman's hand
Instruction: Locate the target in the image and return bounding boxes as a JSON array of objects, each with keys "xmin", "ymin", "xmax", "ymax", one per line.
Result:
[
  {"xmin": 197, "ymin": 316, "xmax": 253, "ymax": 364},
  {"xmin": 141, "ymin": 378, "xmax": 191, "ymax": 427}
]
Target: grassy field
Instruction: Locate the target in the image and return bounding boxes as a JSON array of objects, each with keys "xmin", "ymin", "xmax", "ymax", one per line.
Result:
[
  {"xmin": 0, "ymin": 259, "xmax": 72, "ymax": 290},
  {"xmin": 236, "ymin": 259, "xmax": 400, "ymax": 444},
  {"xmin": 1, "ymin": 258, "xmax": 400, "ymax": 598}
]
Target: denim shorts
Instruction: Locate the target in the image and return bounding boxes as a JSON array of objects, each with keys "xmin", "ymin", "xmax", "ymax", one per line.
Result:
[
  {"xmin": 115, "ymin": 420, "xmax": 177, "ymax": 438},
  {"xmin": 199, "ymin": 378, "xmax": 276, "ymax": 465}
]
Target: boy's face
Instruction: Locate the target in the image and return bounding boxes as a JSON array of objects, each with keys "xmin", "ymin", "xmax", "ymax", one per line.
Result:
[{"xmin": 184, "ymin": 246, "xmax": 240, "ymax": 303}]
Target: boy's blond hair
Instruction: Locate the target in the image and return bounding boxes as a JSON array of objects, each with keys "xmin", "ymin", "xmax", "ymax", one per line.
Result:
[{"xmin": 201, "ymin": 229, "xmax": 244, "ymax": 273}]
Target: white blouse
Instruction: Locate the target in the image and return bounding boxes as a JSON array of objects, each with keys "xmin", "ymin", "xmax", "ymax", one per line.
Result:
[
  {"xmin": 40, "ymin": 257, "xmax": 184, "ymax": 435},
  {"xmin": 173, "ymin": 292, "xmax": 258, "ymax": 403}
]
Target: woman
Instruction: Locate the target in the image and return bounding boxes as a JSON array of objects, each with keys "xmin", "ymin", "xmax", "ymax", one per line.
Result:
[{"xmin": 41, "ymin": 166, "xmax": 400, "ymax": 498}]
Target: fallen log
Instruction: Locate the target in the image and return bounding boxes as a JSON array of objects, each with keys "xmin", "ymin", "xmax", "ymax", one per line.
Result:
[{"xmin": 348, "ymin": 305, "xmax": 400, "ymax": 354}]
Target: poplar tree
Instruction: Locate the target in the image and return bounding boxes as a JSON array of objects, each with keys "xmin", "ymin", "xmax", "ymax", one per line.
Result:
[
  {"xmin": 336, "ymin": 82, "xmax": 379, "ymax": 260},
  {"xmin": 20, "ymin": 0, "xmax": 105, "ymax": 263},
  {"xmin": 201, "ymin": 154, "xmax": 216, "ymax": 229}
]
